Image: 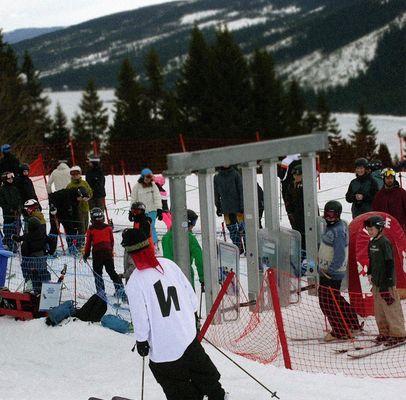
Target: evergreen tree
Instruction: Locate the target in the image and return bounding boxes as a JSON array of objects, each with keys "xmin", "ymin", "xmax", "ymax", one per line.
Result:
[
  {"xmin": 283, "ymin": 80, "xmax": 306, "ymax": 137},
  {"xmin": 72, "ymin": 79, "xmax": 108, "ymax": 147},
  {"xmin": 144, "ymin": 48, "xmax": 164, "ymax": 122},
  {"xmin": 349, "ymin": 105, "xmax": 378, "ymax": 159},
  {"xmin": 20, "ymin": 51, "xmax": 52, "ymax": 143},
  {"xmin": 176, "ymin": 26, "xmax": 211, "ymax": 136},
  {"xmin": 0, "ymin": 33, "xmax": 35, "ymax": 149},
  {"xmin": 377, "ymin": 143, "xmax": 392, "ymax": 168},
  {"xmin": 47, "ymin": 102, "xmax": 70, "ymax": 144},
  {"xmin": 207, "ymin": 27, "xmax": 252, "ymax": 138},
  {"xmin": 250, "ymin": 49, "xmax": 284, "ymax": 139},
  {"xmin": 109, "ymin": 58, "xmax": 149, "ymax": 141}
]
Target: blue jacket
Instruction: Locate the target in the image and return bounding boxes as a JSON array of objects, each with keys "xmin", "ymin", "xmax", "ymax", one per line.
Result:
[{"xmin": 318, "ymin": 220, "xmax": 348, "ymax": 280}]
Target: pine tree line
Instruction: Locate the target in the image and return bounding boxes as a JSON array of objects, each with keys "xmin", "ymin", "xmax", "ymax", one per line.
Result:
[{"xmin": 0, "ymin": 28, "xmax": 393, "ymax": 170}]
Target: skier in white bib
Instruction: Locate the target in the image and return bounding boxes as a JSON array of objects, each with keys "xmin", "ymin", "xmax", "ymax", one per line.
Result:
[{"xmin": 124, "ymin": 227, "xmax": 227, "ymax": 400}]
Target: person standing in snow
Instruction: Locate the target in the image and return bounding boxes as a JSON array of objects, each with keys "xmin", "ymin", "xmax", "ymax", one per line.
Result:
[
  {"xmin": 124, "ymin": 228, "xmax": 227, "ymax": 400},
  {"xmin": 15, "ymin": 164, "xmax": 38, "ymax": 204},
  {"xmin": 46, "ymin": 160, "xmax": 71, "ymax": 194},
  {"xmin": 162, "ymin": 209, "xmax": 204, "ymax": 291},
  {"xmin": 130, "ymin": 168, "xmax": 162, "ymax": 250},
  {"xmin": 372, "ymin": 168, "xmax": 406, "ymax": 232},
  {"xmin": 345, "ymin": 158, "xmax": 378, "ymax": 219},
  {"xmin": 367, "ymin": 159, "xmax": 384, "ymax": 190},
  {"xmin": 364, "ymin": 215, "xmax": 406, "ymax": 346},
  {"xmin": 318, "ymin": 200, "xmax": 361, "ymax": 341},
  {"xmin": 86, "ymin": 156, "xmax": 106, "ymax": 210},
  {"xmin": 214, "ymin": 165, "xmax": 245, "ymax": 253},
  {"xmin": 154, "ymin": 174, "xmax": 172, "ymax": 230}
]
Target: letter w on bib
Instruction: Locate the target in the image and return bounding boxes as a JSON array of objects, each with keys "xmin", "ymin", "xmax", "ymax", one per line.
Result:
[{"xmin": 154, "ymin": 280, "xmax": 180, "ymax": 317}]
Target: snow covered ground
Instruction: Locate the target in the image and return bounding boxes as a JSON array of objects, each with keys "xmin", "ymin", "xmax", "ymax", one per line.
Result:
[
  {"xmin": 47, "ymin": 90, "xmax": 406, "ymax": 158},
  {"xmin": 2, "ymin": 172, "xmax": 406, "ymax": 399}
]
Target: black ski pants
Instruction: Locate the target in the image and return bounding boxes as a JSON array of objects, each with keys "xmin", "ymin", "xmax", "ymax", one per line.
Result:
[
  {"xmin": 92, "ymin": 253, "xmax": 123, "ymax": 294},
  {"xmin": 149, "ymin": 337, "xmax": 225, "ymax": 400}
]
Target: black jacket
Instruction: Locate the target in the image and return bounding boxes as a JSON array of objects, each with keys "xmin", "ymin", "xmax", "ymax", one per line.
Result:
[
  {"xmin": 0, "ymin": 183, "xmax": 22, "ymax": 218},
  {"xmin": 19, "ymin": 211, "xmax": 47, "ymax": 256},
  {"xmin": 0, "ymin": 153, "xmax": 20, "ymax": 175},
  {"xmin": 345, "ymin": 174, "xmax": 378, "ymax": 218},
  {"xmin": 214, "ymin": 167, "xmax": 244, "ymax": 214},
  {"xmin": 86, "ymin": 166, "xmax": 106, "ymax": 198},
  {"xmin": 285, "ymin": 181, "xmax": 305, "ymax": 235},
  {"xmin": 15, "ymin": 176, "xmax": 38, "ymax": 203}
]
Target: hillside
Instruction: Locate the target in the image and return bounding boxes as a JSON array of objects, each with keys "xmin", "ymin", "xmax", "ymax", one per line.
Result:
[
  {"xmin": 10, "ymin": 0, "xmax": 406, "ymax": 114},
  {"xmin": 4, "ymin": 27, "xmax": 63, "ymax": 44}
]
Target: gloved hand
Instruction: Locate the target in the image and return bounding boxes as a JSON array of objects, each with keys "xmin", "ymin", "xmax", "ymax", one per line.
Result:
[
  {"xmin": 380, "ymin": 291, "xmax": 395, "ymax": 306},
  {"xmin": 216, "ymin": 209, "xmax": 222, "ymax": 217},
  {"xmin": 200, "ymin": 281, "xmax": 205, "ymax": 293},
  {"xmin": 50, "ymin": 204, "xmax": 57, "ymax": 215},
  {"xmin": 128, "ymin": 210, "xmax": 135, "ymax": 222},
  {"xmin": 157, "ymin": 209, "xmax": 163, "ymax": 221},
  {"xmin": 11, "ymin": 234, "xmax": 21, "ymax": 242},
  {"xmin": 136, "ymin": 341, "xmax": 149, "ymax": 357}
]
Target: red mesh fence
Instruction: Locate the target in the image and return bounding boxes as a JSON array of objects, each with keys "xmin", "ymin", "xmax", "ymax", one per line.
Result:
[{"xmin": 202, "ymin": 269, "xmax": 406, "ymax": 378}]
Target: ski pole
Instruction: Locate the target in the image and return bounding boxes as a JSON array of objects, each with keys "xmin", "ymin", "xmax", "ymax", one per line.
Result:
[
  {"xmin": 141, "ymin": 356, "xmax": 145, "ymax": 400},
  {"xmin": 203, "ymin": 337, "xmax": 279, "ymax": 399},
  {"xmin": 198, "ymin": 286, "xmax": 203, "ymax": 319}
]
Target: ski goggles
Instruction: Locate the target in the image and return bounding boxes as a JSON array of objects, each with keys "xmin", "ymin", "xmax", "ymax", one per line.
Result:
[{"xmin": 381, "ymin": 168, "xmax": 396, "ymax": 177}]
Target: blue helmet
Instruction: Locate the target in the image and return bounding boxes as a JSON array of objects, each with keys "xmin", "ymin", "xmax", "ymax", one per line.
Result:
[
  {"xmin": 1, "ymin": 144, "xmax": 11, "ymax": 153},
  {"xmin": 141, "ymin": 168, "xmax": 153, "ymax": 177}
]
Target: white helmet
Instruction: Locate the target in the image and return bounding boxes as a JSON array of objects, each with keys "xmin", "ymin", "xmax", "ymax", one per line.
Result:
[
  {"xmin": 70, "ymin": 165, "xmax": 82, "ymax": 174},
  {"xmin": 24, "ymin": 199, "xmax": 39, "ymax": 209}
]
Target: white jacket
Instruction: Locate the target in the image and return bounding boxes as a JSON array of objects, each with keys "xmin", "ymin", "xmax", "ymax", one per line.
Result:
[
  {"xmin": 126, "ymin": 257, "xmax": 198, "ymax": 363},
  {"xmin": 46, "ymin": 163, "xmax": 71, "ymax": 193},
  {"xmin": 130, "ymin": 181, "xmax": 162, "ymax": 213}
]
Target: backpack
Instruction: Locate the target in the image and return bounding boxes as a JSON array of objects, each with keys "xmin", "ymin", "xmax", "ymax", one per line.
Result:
[
  {"xmin": 46, "ymin": 300, "xmax": 75, "ymax": 326},
  {"xmin": 74, "ymin": 294, "xmax": 107, "ymax": 322},
  {"xmin": 101, "ymin": 314, "xmax": 132, "ymax": 334}
]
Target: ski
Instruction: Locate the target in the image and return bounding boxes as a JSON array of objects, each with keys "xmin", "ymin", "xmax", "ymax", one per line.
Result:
[
  {"xmin": 333, "ymin": 342, "xmax": 380, "ymax": 354},
  {"xmin": 347, "ymin": 340, "xmax": 406, "ymax": 359}
]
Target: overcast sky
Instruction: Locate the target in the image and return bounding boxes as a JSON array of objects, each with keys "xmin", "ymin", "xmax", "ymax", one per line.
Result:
[{"xmin": 1, "ymin": 0, "xmax": 180, "ymax": 32}]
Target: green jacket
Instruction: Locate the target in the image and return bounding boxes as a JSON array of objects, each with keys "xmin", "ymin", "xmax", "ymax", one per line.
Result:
[
  {"xmin": 162, "ymin": 229, "xmax": 204, "ymax": 288},
  {"xmin": 66, "ymin": 178, "xmax": 93, "ymax": 213}
]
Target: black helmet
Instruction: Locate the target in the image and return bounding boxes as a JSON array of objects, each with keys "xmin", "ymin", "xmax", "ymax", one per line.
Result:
[
  {"xmin": 368, "ymin": 159, "xmax": 382, "ymax": 171},
  {"xmin": 364, "ymin": 215, "xmax": 385, "ymax": 230},
  {"xmin": 355, "ymin": 158, "xmax": 368, "ymax": 168},
  {"xmin": 20, "ymin": 163, "xmax": 30, "ymax": 172},
  {"xmin": 324, "ymin": 200, "xmax": 342, "ymax": 216},
  {"xmin": 131, "ymin": 202, "xmax": 146, "ymax": 213},
  {"xmin": 90, "ymin": 207, "xmax": 104, "ymax": 222},
  {"xmin": 187, "ymin": 209, "xmax": 198, "ymax": 227}
]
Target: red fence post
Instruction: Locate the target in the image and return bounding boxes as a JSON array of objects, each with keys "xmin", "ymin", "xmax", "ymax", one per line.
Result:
[
  {"xmin": 255, "ymin": 131, "xmax": 260, "ymax": 142},
  {"xmin": 267, "ymin": 269, "xmax": 292, "ymax": 369},
  {"xmin": 198, "ymin": 271, "xmax": 235, "ymax": 342},
  {"xmin": 69, "ymin": 138, "xmax": 76, "ymax": 165},
  {"xmin": 111, "ymin": 166, "xmax": 116, "ymax": 205},
  {"xmin": 179, "ymin": 134, "xmax": 187, "ymax": 152},
  {"xmin": 120, "ymin": 160, "xmax": 128, "ymax": 201}
]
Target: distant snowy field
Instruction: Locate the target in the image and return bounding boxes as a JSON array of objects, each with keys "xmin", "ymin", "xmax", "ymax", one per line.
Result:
[{"xmin": 47, "ymin": 90, "xmax": 406, "ymax": 158}]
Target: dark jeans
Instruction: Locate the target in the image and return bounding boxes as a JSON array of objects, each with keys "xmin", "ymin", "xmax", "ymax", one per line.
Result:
[
  {"xmin": 92, "ymin": 253, "xmax": 123, "ymax": 294},
  {"xmin": 318, "ymin": 275, "xmax": 360, "ymax": 337},
  {"xmin": 149, "ymin": 338, "xmax": 225, "ymax": 400},
  {"xmin": 21, "ymin": 255, "xmax": 51, "ymax": 294}
]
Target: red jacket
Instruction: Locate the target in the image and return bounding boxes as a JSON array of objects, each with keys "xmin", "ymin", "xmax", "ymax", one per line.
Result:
[
  {"xmin": 372, "ymin": 186, "xmax": 406, "ymax": 230},
  {"xmin": 84, "ymin": 222, "xmax": 114, "ymax": 257}
]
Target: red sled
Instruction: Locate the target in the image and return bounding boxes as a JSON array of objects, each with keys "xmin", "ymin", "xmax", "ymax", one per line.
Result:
[
  {"xmin": 348, "ymin": 211, "xmax": 406, "ymax": 317},
  {"xmin": 0, "ymin": 290, "xmax": 45, "ymax": 321}
]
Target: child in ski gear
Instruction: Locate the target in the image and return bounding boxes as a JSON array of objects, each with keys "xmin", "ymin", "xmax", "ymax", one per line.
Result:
[
  {"xmin": 130, "ymin": 168, "xmax": 163, "ymax": 246},
  {"xmin": 124, "ymin": 202, "xmax": 153, "ymax": 281},
  {"xmin": 365, "ymin": 215, "xmax": 406, "ymax": 345},
  {"xmin": 318, "ymin": 200, "xmax": 361, "ymax": 341},
  {"xmin": 46, "ymin": 160, "xmax": 71, "ymax": 193},
  {"xmin": 66, "ymin": 166, "xmax": 93, "ymax": 233},
  {"xmin": 162, "ymin": 209, "xmax": 204, "ymax": 290},
  {"xmin": 214, "ymin": 165, "xmax": 245, "ymax": 253},
  {"xmin": 12, "ymin": 199, "xmax": 50, "ymax": 294},
  {"xmin": 0, "ymin": 172, "xmax": 22, "ymax": 250},
  {"xmin": 372, "ymin": 168, "xmax": 406, "ymax": 232},
  {"xmin": 368, "ymin": 159, "xmax": 384, "ymax": 190},
  {"xmin": 84, "ymin": 208, "xmax": 123, "ymax": 296},
  {"xmin": 345, "ymin": 158, "xmax": 378, "ymax": 219},
  {"xmin": 125, "ymin": 229, "xmax": 226, "ymax": 400},
  {"xmin": 86, "ymin": 157, "xmax": 106, "ymax": 210}
]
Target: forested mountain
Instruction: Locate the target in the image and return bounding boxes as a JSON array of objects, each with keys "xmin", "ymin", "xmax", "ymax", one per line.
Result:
[
  {"xmin": 4, "ymin": 27, "xmax": 63, "ymax": 44},
  {"xmin": 9, "ymin": 0, "xmax": 406, "ymax": 114}
]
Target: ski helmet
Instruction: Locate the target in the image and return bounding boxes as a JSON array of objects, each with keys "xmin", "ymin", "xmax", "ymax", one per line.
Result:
[
  {"xmin": 70, "ymin": 166, "xmax": 82, "ymax": 175},
  {"xmin": 323, "ymin": 200, "xmax": 342, "ymax": 220},
  {"xmin": 364, "ymin": 215, "xmax": 385, "ymax": 230},
  {"xmin": 90, "ymin": 207, "xmax": 104, "ymax": 222},
  {"xmin": 20, "ymin": 163, "xmax": 30, "ymax": 172},
  {"xmin": 24, "ymin": 199, "xmax": 39, "ymax": 213},
  {"xmin": 381, "ymin": 168, "xmax": 396, "ymax": 178},
  {"xmin": 354, "ymin": 158, "xmax": 368, "ymax": 168},
  {"xmin": 187, "ymin": 209, "xmax": 198, "ymax": 227},
  {"xmin": 154, "ymin": 174, "xmax": 165, "ymax": 187},
  {"xmin": 368, "ymin": 159, "xmax": 383, "ymax": 172},
  {"xmin": 131, "ymin": 202, "xmax": 146, "ymax": 213}
]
